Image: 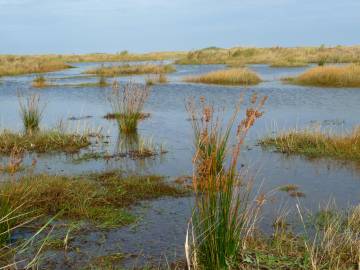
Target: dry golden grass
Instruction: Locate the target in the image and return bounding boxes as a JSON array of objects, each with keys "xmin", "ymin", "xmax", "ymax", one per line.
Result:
[
  {"xmin": 176, "ymin": 46, "xmax": 360, "ymax": 66},
  {"xmin": 185, "ymin": 68, "xmax": 261, "ymax": 85},
  {"xmin": 0, "ymin": 56, "xmax": 72, "ymax": 77},
  {"xmin": 85, "ymin": 64, "xmax": 175, "ymax": 77},
  {"xmin": 260, "ymin": 126, "xmax": 360, "ymax": 162},
  {"xmin": 284, "ymin": 64, "xmax": 360, "ymax": 87}
]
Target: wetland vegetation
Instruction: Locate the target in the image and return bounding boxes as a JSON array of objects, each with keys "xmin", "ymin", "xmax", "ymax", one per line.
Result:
[
  {"xmin": 283, "ymin": 64, "xmax": 360, "ymax": 87},
  {"xmin": 260, "ymin": 126, "xmax": 360, "ymax": 163},
  {"xmin": 185, "ymin": 68, "xmax": 261, "ymax": 85},
  {"xmin": 1, "ymin": 45, "xmax": 360, "ymax": 269},
  {"xmin": 84, "ymin": 64, "xmax": 176, "ymax": 77}
]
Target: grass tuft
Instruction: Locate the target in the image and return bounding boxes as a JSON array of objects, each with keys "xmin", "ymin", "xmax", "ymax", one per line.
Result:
[
  {"xmin": 31, "ymin": 75, "xmax": 49, "ymax": 88},
  {"xmin": 107, "ymin": 81, "xmax": 151, "ymax": 133},
  {"xmin": 186, "ymin": 94, "xmax": 267, "ymax": 269},
  {"xmin": 184, "ymin": 68, "xmax": 261, "ymax": 85},
  {"xmin": 18, "ymin": 93, "xmax": 44, "ymax": 134}
]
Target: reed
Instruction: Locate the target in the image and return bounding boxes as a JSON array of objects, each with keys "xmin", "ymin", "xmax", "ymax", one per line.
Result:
[
  {"xmin": 85, "ymin": 64, "xmax": 175, "ymax": 77},
  {"xmin": 185, "ymin": 68, "xmax": 261, "ymax": 86},
  {"xmin": 283, "ymin": 64, "xmax": 360, "ymax": 87},
  {"xmin": 18, "ymin": 93, "xmax": 44, "ymax": 134},
  {"xmin": 107, "ymin": 81, "xmax": 151, "ymax": 133},
  {"xmin": 260, "ymin": 126, "xmax": 360, "ymax": 162},
  {"xmin": 186, "ymin": 94, "xmax": 267, "ymax": 269}
]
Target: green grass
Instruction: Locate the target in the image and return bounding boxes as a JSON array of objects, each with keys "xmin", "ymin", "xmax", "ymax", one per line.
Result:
[
  {"xmin": 0, "ymin": 171, "xmax": 187, "ymax": 228},
  {"xmin": 18, "ymin": 94, "xmax": 44, "ymax": 134},
  {"xmin": 260, "ymin": 127, "xmax": 360, "ymax": 163},
  {"xmin": 184, "ymin": 68, "xmax": 261, "ymax": 85},
  {"xmin": 0, "ymin": 130, "xmax": 91, "ymax": 154},
  {"xmin": 84, "ymin": 64, "xmax": 176, "ymax": 77}
]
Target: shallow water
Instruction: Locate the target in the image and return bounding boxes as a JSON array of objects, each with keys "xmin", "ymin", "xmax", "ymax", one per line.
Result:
[{"xmin": 1, "ymin": 62, "xmax": 360, "ymax": 267}]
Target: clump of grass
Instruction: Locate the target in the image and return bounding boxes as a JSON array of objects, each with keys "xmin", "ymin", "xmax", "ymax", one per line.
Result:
[
  {"xmin": 85, "ymin": 64, "xmax": 175, "ymax": 77},
  {"xmin": 31, "ymin": 75, "xmax": 49, "ymax": 88},
  {"xmin": 107, "ymin": 81, "xmax": 151, "ymax": 133},
  {"xmin": 260, "ymin": 126, "xmax": 360, "ymax": 163},
  {"xmin": 185, "ymin": 94, "xmax": 267, "ymax": 269},
  {"xmin": 18, "ymin": 93, "xmax": 45, "ymax": 134},
  {"xmin": 284, "ymin": 64, "xmax": 360, "ymax": 87},
  {"xmin": 0, "ymin": 130, "xmax": 91, "ymax": 154},
  {"xmin": 145, "ymin": 73, "xmax": 168, "ymax": 85},
  {"xmin": 0, "ymin": 172, "xmax": 186, "ymax": 228},
  {"xmin": 184, "ymin": 68, "xmax": 261, "ymax": 85}
]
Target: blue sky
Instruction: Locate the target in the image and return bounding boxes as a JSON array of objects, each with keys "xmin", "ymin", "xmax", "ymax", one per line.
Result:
[{"xmin": 0, "ymin": 0, "xmax": 359, "ymax": 54}]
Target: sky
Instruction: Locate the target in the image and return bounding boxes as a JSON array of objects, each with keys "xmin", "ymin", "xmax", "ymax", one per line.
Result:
[{"xmin": 0, "ymin": 0, "xmax": 359, "ymax": 54}]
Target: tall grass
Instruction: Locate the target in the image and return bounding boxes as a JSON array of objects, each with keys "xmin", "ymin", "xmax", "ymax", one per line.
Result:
[
  {"xmin": 284, "ymin": 64, "xmax": 360, "ymax": 87},
  {"xmin": 260, "ymin": 126, "xmax": 360, "ymax": 162},
  {"xmin": 185, "ymin": 68, "xmax": 261, "ymax": 86},
  {"xmin": 186, "ymin": 94, "xmax": 267, "ymax": 269},
  {"xmin": 18, "ymin": 93, "xmax": 45, "ymax": 134},
  {"xmin": 108, "ymin": 81, "xmax": 151, "ymax": 133}
]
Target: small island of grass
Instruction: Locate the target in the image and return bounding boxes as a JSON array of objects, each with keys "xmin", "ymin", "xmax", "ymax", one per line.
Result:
[
  {"xmin": 84, "ymin": 64, "xmax": 176, "ymax": 77},
  {"xmin": 283, "ymin": 64, "xmax": 360, "ymax": 87},
  {"xmin": 184, "ymin": 68, "xmax": 261, "ymax": 86}
]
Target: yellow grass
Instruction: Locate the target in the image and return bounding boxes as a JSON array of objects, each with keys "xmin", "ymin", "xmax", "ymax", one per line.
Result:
[
  {"xmin": 285, "ymin": 64, "xmax": 360, "ymax": 87},
  {"xmin": 84, "ymin": 64, "xmax": 175, "ymax": 77},
  {"xmin": 0, "ymin": 55, "xmax": 72, "ymax": 77},
  {"xmin": 175, "ymin": 46, "xmax": 360, "ymax": 66},
  {"xmin": 185, "ymin": 68, "xmax": 261, "ymax": 85}
]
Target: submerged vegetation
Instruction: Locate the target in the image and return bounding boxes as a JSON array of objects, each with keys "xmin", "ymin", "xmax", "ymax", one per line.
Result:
[
  {"xmin": 284, "ymin": 64, "xmax": 360, "ymax": 87},
  {"xmin": 185, "ymin": 68, "xmax": 261, "ymax": 85},
  {"xmin": 107, "ymin": 81, "xmax": 151, "ymax": 133},
  {"xmin": 85, "ymin": 64, "xmax": 175, "ymax": 77},
  {"xmin": 260, "ymin": 127, "xmax": 360, "ymax": 163}
]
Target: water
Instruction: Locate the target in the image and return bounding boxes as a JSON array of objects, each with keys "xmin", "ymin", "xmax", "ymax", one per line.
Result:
[{"xmin": 1, "ymin": 63, "xmax": 360, "ymax": 268}]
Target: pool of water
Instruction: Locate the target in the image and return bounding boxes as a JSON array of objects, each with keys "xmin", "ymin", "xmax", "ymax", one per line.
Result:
[{"xmin": 1, "ymin": 62, "xmax": 360, "ymax": 268}]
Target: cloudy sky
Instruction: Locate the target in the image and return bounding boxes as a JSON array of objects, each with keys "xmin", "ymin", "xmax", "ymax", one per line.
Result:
[{"xmin": 0, "ymin": 0, "xmax": 359, "ymax": 54}]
